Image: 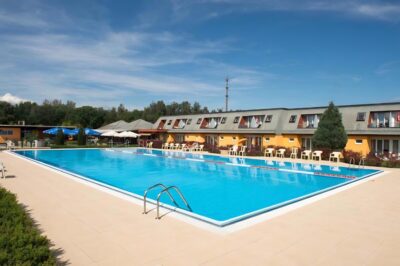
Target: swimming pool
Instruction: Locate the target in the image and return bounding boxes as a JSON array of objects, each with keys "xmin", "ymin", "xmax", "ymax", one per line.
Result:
[{"xmin": 14, "ymin": 148, "xmax": 380, "ymax": 226}]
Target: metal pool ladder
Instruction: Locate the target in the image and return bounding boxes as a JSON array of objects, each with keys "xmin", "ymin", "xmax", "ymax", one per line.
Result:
[{"xmin": 143, "ymin": 183, "xmax": 192, "ymax": 219}]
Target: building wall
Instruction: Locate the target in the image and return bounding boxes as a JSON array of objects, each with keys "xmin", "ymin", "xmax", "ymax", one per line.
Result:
[
  {"xmin": 164, "ymin": 132, "xmax": 398, "ymax": 156},
  {"xmin": 277, "ymin": 134, "xmax": 302, "ymax": 148},
  {"xmin": 0, "ymin": 127, "xmax": 21, "ymax": 142},
  {"xmin": 184, "ymin": 134, "xmax": 205, "ymax": 143},
  {"xmin": 345, "ymin": 135, "xmax": 371, "ymax": 156},
  {"xmin": 219, "ymin": 134, "xmax": 239, "ymax": 146}
]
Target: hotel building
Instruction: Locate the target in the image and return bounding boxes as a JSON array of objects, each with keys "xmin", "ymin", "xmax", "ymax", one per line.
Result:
[{"xmin": 150, "ymin": 102, "xmax": 400, "ymax": 156}]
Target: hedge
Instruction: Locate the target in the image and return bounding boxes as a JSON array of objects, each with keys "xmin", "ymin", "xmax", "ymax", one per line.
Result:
[{"xmin": 0, "ymin": 186, "xmax": 56, "ymax": 265}]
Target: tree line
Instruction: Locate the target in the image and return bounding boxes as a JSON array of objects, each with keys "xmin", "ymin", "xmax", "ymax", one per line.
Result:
[{"xmin": 0, "ymin": 100, "xmax": 210, "ymax": 128}]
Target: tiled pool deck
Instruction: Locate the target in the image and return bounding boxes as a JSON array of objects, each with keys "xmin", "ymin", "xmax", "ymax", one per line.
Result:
[{"xmin": 1, "ymin": 151, "xmax": 399, "ymax": 265}]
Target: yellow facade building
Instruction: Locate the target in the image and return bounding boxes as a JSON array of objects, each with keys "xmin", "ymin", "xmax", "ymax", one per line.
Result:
[{"xmin": 151, "ymin": 102, "xmax": 400, "ymax": 156}]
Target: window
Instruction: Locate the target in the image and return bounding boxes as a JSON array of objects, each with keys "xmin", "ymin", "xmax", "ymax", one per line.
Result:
[
  {"xmin": 233, "ymin": 116, "xmax": 240, "ymax": 123},
  {"xmin": 289, "ymin": 115, "xmax": 297, "ymax": 123},
  {"xmin": 301, "ymin": 137, "xmax": 312, "ymax": 150},
  {"xmin": 265, "ymin": 137, "xmax": 270, "ymax": 143},
  {"xmin": 221, "ymin": 117, "xmax": 227, "ymax": 124},
  {"xmin": 369, "ymin": 111, "xmax": 400, "ymax": 128},
  {"xmin": 0, "ymin": 129, "xmax": 13, "ymax": 135},
  {"xmin": 167, "ymin": 120, "xmax": 172, "ymax": 125},
  {"xmin": 298, "ymin": 114, "xmax": 321, "ymax": 128},
  {"xmin": 200, "ymin": 117, "xmax": 221, "ymax": 129},
  {"xmin": 265, "ymin": 115, "xmax": 273, "ymax": 123},
  {"xmin": 356, "ymin": 112, "xmax": 366, "ymax": 121},
  {"xmin": 220, "ymin": 136, "xmax": 224, "ymax": 139},
  {"xmin": 355, "ymin": 139, "xmax": 363, "ymax": 144},
  {"xmin": 289, "ymin": 138, "xmax": 295, "ymax": 143},
  {"xmin": 174, "ymin": 134, "xmax": 184, "ymax": 143},
  {"xmin": 157, "ymin": 120, "xmax": 166, "ymax": 129},
  {"xmin": 371, "ymin": 138, "xmax": 397, "ymax": 154},
  {"xmin": 196, "ymin": 118, "xmax": 202, "ymax": 124},
  {"xmin": 173, "ymin": 119, "xmax": 187, "ymax": 129},
  {"xmin": 238, "ymin": 115, "xmax": 264, "ymax": 128},
  {"xmin": 187, "ymin": 119, "xmax": 192, "ymax": 125}
]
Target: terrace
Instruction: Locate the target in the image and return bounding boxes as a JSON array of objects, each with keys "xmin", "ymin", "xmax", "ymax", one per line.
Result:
[{"xmin": 0, "ymin": 151, "xmax": 399, "ymax": 264}]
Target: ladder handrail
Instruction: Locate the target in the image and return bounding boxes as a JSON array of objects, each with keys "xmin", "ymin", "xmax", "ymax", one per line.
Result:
[
  {"xmin": 143, "ymin": 183, "xmax": 178, "ymax": 214},
  {"xmin": 348, "ymin": 157, "xmax": 355, "ymax": 168},
  {"xmin": 359, "ymin": 158, "xmax": 366, "ymax": 168},
  {"xmin": 156, "ymin": 186, "xmax": 192, "ymax": 219}
]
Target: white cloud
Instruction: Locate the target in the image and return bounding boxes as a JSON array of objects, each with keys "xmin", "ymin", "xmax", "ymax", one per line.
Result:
[
  {"xmin": 0, "ymin": 93, "xmax": 30, "ymax": 105},
  {"xmin": 172, "ymin": 0, "xmax": 400, "ymax": 22}
]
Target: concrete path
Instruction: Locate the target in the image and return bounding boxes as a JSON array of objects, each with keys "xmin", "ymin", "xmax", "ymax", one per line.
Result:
[{"xmin": 1, "ymin": 152, "xmax": 399, "ymax": 265}]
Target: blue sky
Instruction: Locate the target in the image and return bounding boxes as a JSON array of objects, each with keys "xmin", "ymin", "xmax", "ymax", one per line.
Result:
[{"xmin": 0, "ymin": 0, "xmax": 399, "ymax": 110}]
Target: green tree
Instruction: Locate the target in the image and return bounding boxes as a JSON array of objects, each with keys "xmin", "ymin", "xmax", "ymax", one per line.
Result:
[
  {"xmin": 55, "ymin": 129, "xmax": 65, "ymax": 145},
  {"xmin": 312, "ymin": 102, "xmax": 348, "ymax": 150},
  {"xmin": 77, "ymin": 128, "xmax": 86, "ymax": 146}
]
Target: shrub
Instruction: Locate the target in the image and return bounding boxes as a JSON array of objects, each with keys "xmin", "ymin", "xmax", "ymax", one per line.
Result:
[
  {"xmin": 77, "ymin": 128, "xmax": 86, "ymax": 146},
  {"xmin": 342, "ymin": 149, "xmax": 362, "ymax": 163},
  {"xmin": 55, "ymin": 129, "xmax": 64, "ymax": 145},
  {"xmin": 204, "ymin": 143, "xmax": 220, "ymax": 154},
  {"xmin": 365, "ymin": 152, "xmax": 382, "ymax": 167},
  {"xmin": 0, "ymin": 187, "xmax": 56, "ymax": 265},
  {"xmin": 312, "ymin": 102, "xmax": 348, "ymax": 150}
]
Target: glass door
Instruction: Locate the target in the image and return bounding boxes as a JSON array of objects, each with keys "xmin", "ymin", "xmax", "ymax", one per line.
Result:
[{"xmin": 301, "ymin": 137, "xmax": 312, "ymax": 150}]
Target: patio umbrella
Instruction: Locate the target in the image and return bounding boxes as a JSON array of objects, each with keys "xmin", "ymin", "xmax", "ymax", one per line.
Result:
[
  {"xmin": 71, "ymin": 128, "xmax": 101, "ymax": 136},
  {"xmin": 115, "ymin": 131, "xmax": 140, "ymax": 138},
  {"xmin": 101, "ymin": 130, "xmax": 118, "ymax": 137},
  {"xmin": 43, "ymin": 127, "xmax": 75, "ymax": 135}
]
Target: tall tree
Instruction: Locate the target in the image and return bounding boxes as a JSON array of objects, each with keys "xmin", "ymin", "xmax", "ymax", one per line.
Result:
[{"xmin": 312, "ymin": 102, "xmax": 348, "ymax": 150}]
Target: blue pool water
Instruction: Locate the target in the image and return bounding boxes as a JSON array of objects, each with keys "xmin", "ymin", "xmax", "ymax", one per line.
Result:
[{"xmin": 15, "ymin": 148, "xmax": 380, "ymax": 225}]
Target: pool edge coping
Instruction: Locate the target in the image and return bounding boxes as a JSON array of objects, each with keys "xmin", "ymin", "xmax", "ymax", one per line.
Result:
[{"xmin": 6, "ymin": 149, "xmax": 388, "ymax": 234}]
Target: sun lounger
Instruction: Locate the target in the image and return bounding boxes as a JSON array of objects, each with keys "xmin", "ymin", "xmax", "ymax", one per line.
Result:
[
  {"xmin": 301, "ymin": 150, "xmax": 311, "ymax": 160},
  {"xmin": 264, "ymin": 148, "xmax": 274, "ymax": 157},
  {"xmin": 228, "ymin": 145, "xmax": 238, "ymax": 156},
  {"xmin": 1, "ymin": 162, "xmax": 5, "ymax": 179},
  {"xmin": 197, "ymin": 144, "xmax": 204, "ymax": 152},
  {"xmin": 312, "ymin": 150, "xmax": 322, "ymax": 161},
  {"xmin": 290, "ymin": 147, "xmax": 298, "ymax": 159},
  {"xmin": 276, "ymin": 148, "xmax": 286, "ymax": 158},
  {"xmin": 329, "ymin": 152, "xmax": 341, "ymax": 163},
  {"xmin": 238, "ymin": 146, "xmax": 247, "ymax": 156}
]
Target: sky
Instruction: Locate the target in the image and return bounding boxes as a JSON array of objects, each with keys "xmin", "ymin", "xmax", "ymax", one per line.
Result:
[{"xmin": 0, "ymin": 0, "xmax": 399, "ymax": 110}]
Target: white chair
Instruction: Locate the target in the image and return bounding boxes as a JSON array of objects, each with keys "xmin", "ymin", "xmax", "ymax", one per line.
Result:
[
  {"xmin": 312, "ymin": 150, "xmax": 322, "ymax": 161},
  {"xmin": 161, "ymin": 142, "xmax": 168, "ymax": 149},
  {"xmin": 301, "ymin": 150, "xmax": 311, "ymax": 160},
  {"xmin": 197, "ymin": 144, "xmax": 204, "ymax": 152},
  {"xmin": 290, "ymin": 147, "xmax": 298, "ymax": 159},
  {"xmin": 276, "ymin": 148, "xmax": 286, "ymax": 158},
  {"xmin": 174, "ymin": 143, "xmax": 180, "ymax": 150},
  {"xmin": 147, "ymin": 142, "xmax": 153, "ymax": 148},
  {"xmin": 1, "ymin": 162, "xmax": 5, "ymax": 179},
  {"xmin": 189, "ymin": 143, "xmax": 198, "ymax": 152},
  {"xmin": 329, "ymin": 152, "xmax": 341, "ymax": 163},
  {"xmin": 228, "ymin": 145, "xmax": 238, "ymax": 156},
  {"xmin": 6, "ymin": 140, "xmax": 15, "ymax": 150},
  {"xmin": 181, "ymin": 143, "xmax": 187, "ymax": 151},
  {"xmin": 238, "ymin": 146, "xmax": 247, "ymax": 156},
  {"xmin": 264, "ymin": 148, "xmax": 274, "ymax": 157}
]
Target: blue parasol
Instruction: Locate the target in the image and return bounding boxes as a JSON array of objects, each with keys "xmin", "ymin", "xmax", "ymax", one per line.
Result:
[{"xmin": 43, "ymin": 128, "xmax": 75, "ymax": 135}]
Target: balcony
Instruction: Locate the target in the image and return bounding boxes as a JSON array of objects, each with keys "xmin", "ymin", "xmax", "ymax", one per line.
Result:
[
  {"xmin": 157, "ymin": 120, "xmax": 166, "ymax": 130},
  {"xmin": 200, "ymin": 117, "xmax": 220, "ymax": 129},
  {"xmin": 368, "ymin": 111, "xmax": 400, "ymax": 128},
  {"xmin": 297, "ymin": 114, "xmax": 321, "ymax": 129},
  {"xmin": 238, "ymin": 115, "xmax": 264, "ymax": 129}
]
